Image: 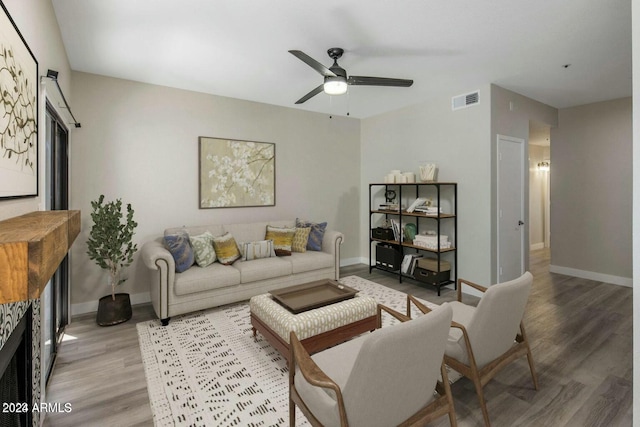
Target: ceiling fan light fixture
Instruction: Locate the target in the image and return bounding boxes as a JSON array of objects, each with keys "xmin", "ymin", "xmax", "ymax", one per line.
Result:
[{"xmin": 323, "ymin": 76, "xmax": 348, "ymax": 95}]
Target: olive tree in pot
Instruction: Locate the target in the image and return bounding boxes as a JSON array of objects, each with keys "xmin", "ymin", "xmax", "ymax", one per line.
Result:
[{"xmin": 87, "ymin": 195, "xmax": 138, "ymax": 326}]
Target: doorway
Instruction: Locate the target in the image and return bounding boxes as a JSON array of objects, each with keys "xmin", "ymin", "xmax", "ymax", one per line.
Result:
[
  {"xmin": 43, "ymin": 101, "xmax": 69, "ymax": 384},
  {"xmin": 528, "ymin": 121, "xmax": 551, "ymax": 250},
  {"xmin": 497, "ymin": 135, "xmax": 526, "ymax": 282}
]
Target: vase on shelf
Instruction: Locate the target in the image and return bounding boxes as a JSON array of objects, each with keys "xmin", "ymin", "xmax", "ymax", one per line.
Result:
[{"xmin": 419, "ymin": 162, "xmax": 438, "ymax": 182}]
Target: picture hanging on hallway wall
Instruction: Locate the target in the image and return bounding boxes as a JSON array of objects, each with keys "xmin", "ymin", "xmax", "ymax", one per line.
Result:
[
  {"xmin": 0, "ymin": 2, "xmax": 38, "ymax": 199},
  {"xmin": 199, "ymin": 137, "xmax": 275, "ymax": 208}
]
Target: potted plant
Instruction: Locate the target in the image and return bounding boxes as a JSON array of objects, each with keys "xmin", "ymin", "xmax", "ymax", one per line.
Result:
[{"xmin": 87, "ymin": 195, "xmax": 138, "ymax": 326}]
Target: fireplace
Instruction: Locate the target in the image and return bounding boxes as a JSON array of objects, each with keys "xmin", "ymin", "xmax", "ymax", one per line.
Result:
[{"xmin": 0, "ymin": 307, "xmax": 32, "ymax": 427}]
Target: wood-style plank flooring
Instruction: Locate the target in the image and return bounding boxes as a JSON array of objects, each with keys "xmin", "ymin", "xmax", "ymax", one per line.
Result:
[{"xmin": 44, "ymin": 249, "xmax": 632, "ymax": 426}]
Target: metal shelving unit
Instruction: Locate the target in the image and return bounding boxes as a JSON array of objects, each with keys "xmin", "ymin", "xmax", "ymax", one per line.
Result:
[{"xmin": 369, "ymin": 182, "xmax": 457, "ymax": 295}]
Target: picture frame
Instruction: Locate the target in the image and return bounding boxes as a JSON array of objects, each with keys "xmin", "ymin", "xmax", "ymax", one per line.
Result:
[
  {"xmin": 0, "ymin": 1, "xmax": 38, "ymax": 199},
  {"xmin": 199, "ymin": 137, "xmax": 275, "ymax": 208}
]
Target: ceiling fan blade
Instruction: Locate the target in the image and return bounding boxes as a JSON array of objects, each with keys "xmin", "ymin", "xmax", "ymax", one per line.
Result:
[
  {"xmin": 348, "ymin": 76, "xmax": 413, "ymax": 87},
  {"xmin": 289, "ymin": 50, "xmax": 337, "ymax": 77},
  {"xmin": 295, "ymin": 84, "xmax": 324, "ymax": 104}
]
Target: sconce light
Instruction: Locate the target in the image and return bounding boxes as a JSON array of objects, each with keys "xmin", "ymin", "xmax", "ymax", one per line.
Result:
[
  {"xmin": 43, "ymin": 69, "xmax": 81, "ymax": 128},
  {"xmin": 537, "ymin": 161, "xmax": 550, "ymax": 172}
]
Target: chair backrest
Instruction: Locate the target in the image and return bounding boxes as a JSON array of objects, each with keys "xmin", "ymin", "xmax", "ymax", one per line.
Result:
[
  {"xmin": 466, "ymin": 271, "xmax": 533, "ymax": 367},
  {"xmin": 341, "ymin": 303, "xmax": 453, "ymax": 427}
]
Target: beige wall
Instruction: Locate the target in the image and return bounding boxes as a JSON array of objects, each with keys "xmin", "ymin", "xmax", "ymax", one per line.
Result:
[
  {"xmin": 550, "ymin": 97, "xmax": 632, "ymax": 283},
  {"xmin": 360, "ymin": 84, "xmax": 493, "ymax": 285},
  {"xmin": 490, "ymin": 85, "xmax": 558, "ymax": 282},
  {"xmin": 69, "ymin": 72, "xmax": 361, "ymax": 312},
  {"xmin": 0, "ymin": 0, "xmax": 72, "ymax": 221}
]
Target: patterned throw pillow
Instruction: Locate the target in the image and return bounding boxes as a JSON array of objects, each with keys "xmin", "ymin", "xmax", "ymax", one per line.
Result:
[
  {"xmin": 188, "ymin": 231, "xmax": 216, "ymax": 267},
  {"xmin": 296, "ymin": 218, "xmax": 327, "ymax": 251},
  {"xmin": 163, "ymin": 231, "xmax": 194, "ymax": 273},
  {"xmin": 265, "ymin": 226, "xmax": 296, "ymax": 256},
  {"xmin": 292, "ymin": 227, "xmax": 311, "ymax": 253},
  {"xmin": 212, "ymin": 232, "xmax": 241, "ymax": 265},
  {"xmin": 240, "ymin": 240, "xmax": 276, "ymax": 261}
]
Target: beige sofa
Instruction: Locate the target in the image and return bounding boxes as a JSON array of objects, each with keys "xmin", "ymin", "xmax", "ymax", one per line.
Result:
[{"xmin": 140, "ymin": 220, "xmax": 343, "ymax": 325}]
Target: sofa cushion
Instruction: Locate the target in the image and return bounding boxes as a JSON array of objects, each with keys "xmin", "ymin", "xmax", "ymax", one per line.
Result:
[
  {"xmin": 188, "ymin": 231, "xmax": 216, "ymax": 267},
  {"xmin": 234, "ymin": 257, "xmax": 292, "ymax": 283},
  {"xmin": 212, "ymin": 232, "xmax": 241, "ymax": 265},
  {"xmin": 292, "ymin": 227, "xmax": 311, "ymax": 253},
  {"xmin": 173, "ymin": 263, "xmax": 241, "ymax": 295},
  {"xmin": 163, "ymin": 231, "xmax": 194, "ymax": 273},
  {"xmin": 288, "ymin": 251, "xmax": 334, "ymax": 274},
  {"xmin": 296, "ymin": 218, "xmax": 327, "ymax": 251},
  {"xmin": 265, "ymin": 225, "xmax": 296, "ymax": 256}
]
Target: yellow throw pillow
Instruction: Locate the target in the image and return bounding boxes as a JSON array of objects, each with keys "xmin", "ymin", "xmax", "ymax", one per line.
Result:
[
  {"xmin": 292, "ymin": 227, "xmax": 311, "ymax": 253},
  {"xmin": 265, "ymin": 225, "xmax": 295, "ymax": 256},
  {"xmin": 212, "ymin": 232, "xmax": 241, "ymax": 265}
]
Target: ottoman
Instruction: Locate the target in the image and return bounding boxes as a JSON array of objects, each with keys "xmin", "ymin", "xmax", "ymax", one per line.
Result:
[{"xmin": 250, "ymin": 292, "xmax": 378, "ymax": 361}]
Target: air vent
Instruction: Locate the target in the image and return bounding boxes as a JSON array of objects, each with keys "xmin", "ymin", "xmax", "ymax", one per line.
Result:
[{"xmin": 452, "ymin": 90, "xmax": 480, "ymax": 111}]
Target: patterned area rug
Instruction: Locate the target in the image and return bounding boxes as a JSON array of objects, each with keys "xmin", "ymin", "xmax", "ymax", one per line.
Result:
[{"xmin": 137, "ymin": 275, "xmax": 458, "ymax": 426}]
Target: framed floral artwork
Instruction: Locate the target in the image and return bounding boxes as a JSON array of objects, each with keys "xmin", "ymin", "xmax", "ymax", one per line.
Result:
[
  {"xmin": 199, "ymin": 137, "xmax": 275, "ymax": 208},
  {"xmin": 0, "ymin": 2, "xmax": 38, "ymax": 199}
]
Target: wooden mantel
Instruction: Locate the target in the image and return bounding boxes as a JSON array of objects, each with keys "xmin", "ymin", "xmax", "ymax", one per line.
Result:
[{"xmin": 0, "ymin": 211, "xmax": 80, "ymax": 304}]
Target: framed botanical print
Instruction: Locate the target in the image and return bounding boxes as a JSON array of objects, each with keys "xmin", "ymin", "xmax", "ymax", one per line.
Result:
[
  {"xmin": 199, "ymin": 137, "xmax": 275, "ymax": 208},
  {"xmin": 0, "ymin": 1, "xmax": 38, "ymax": 198}
]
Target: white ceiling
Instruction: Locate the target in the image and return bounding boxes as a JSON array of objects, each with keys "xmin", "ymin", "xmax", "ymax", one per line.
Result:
[{"xmin": 51, "ymin": 0, "xmax": 631, "ymax": 119}]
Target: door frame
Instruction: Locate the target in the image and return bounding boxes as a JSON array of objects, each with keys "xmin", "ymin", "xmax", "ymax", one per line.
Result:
[
  {"xmin": 496, "ymin": 134, "xmax": 526, "ymax": 282},
  {"xmin": 43, "ymin": 100, "xmax": 70, "ymax": 385}
]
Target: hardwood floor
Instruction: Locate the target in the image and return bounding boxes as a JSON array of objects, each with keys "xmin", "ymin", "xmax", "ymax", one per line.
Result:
[{"xmin": 44, "ymin": 249, "xmax": 632, "ymax": 426}]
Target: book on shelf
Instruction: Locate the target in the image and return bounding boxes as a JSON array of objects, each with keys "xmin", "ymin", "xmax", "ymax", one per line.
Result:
[
  {"xmin": 391, "ymin": 219, "xmax": 401, "ymax": 241},
  {"xmin": 406, "ymin": 198, "xmax": 426, "ymax": 213},
  {"xmin": 401, "ymin": 253, "xmax": 423, "ymax": 275},
  {"xmin": 413, "ymin": 206, "xmax": 443, "ymax": 214},
  {"xmin": 378, "ymin": 203, "xmax": 400, "ymax": 211}
]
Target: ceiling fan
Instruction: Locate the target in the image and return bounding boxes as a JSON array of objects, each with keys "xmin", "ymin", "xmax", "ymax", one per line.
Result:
[{"xmin": 289, "ymin": 48, "xmax": 414, "ymax": 104}]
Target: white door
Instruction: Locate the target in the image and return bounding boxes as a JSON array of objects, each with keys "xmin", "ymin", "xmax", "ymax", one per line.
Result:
[{"xmin": 497, "ymin": 135, "xmax": 525, "ymax": 282}]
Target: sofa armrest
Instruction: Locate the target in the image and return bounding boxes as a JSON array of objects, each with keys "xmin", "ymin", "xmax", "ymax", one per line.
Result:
[
  {"xmin": 322, "ymin": 230, "xmax": 344, "ymax": 280},
  {"xmin": 141, "ymin": 239, "xmax": 174, "ymax": 271},
  {"xmin": 140, "ymin": 239, "xmax": 174, "ymax": 320},
  {"xmin": 321, "ymin": 230, "xmax": 344, "ymax": 255}
]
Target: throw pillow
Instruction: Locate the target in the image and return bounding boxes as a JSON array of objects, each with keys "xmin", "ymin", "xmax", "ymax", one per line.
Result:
[
  {"xmin": 188, "ymin": 231, "xmax": 216, "ymax": 267},
  {"xmin": 163, "ymin": 231, "xmax": 194, "ymax": 273},
  {"xmin": 212, "ymin": 232, "xmax": 241, "ymax": 265},
  {"xmin": 240, "ymin": 240, "xmax": 276, "ymax": 261},
  {"xmin": 296, "ymin": 218, "xmax": 327, "ymax": 251},
  {"xmin": 265, "ymin": 225, "xmax": 296, "ymax": 256},
  {"xmin": 292, "ymin": 227, "xmax": 311, "ymax": 253}
]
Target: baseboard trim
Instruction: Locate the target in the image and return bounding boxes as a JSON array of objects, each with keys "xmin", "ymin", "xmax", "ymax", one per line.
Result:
[
  {"xmin": 530, "ymin": 242, "xmax": 544, "ymax": 251},
  {"xmin": 341, "ymin": 257, "xmax": 367, "ymax": 267},
  {"xmin": 549, "ymin": 265, "xmax": 632, "ymax": 287},
  {"xmin": 71, "ymin": 292, "xmax": 151, "ymax": 316}
]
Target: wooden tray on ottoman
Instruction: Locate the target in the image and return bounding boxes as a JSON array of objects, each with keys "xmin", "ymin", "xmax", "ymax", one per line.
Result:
[{"xmin": 269, "ymin": 279, "xmax": 358, "ymax": 313}]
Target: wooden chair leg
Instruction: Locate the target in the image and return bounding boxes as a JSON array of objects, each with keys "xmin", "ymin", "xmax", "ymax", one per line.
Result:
[
  {"xmin": 520, "ymin": 323, "xmax": 539, "ymax": 390},
  {"xmin": 471, "ymin": 373, "xmax": 491, "ymax": 427},
  {"xmin": 289, "ymin": 397, "xmax": 295, "ymax": 427},
  {"xmin": 526, "ymin": 344, "xmax": 539, "ymax": 390},
  {"xmin": 441, "ymin": 365, "xmax": 458, "ymax": 427}
]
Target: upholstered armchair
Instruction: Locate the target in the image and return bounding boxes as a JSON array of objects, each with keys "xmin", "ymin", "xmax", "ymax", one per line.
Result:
[
  {"xmin": 407, "ymin": 272, "xmax": 538, "ymax": 427},
  {"xmin": 289, "ymin": 303, "xmax": 457, "ymax": 427}
]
